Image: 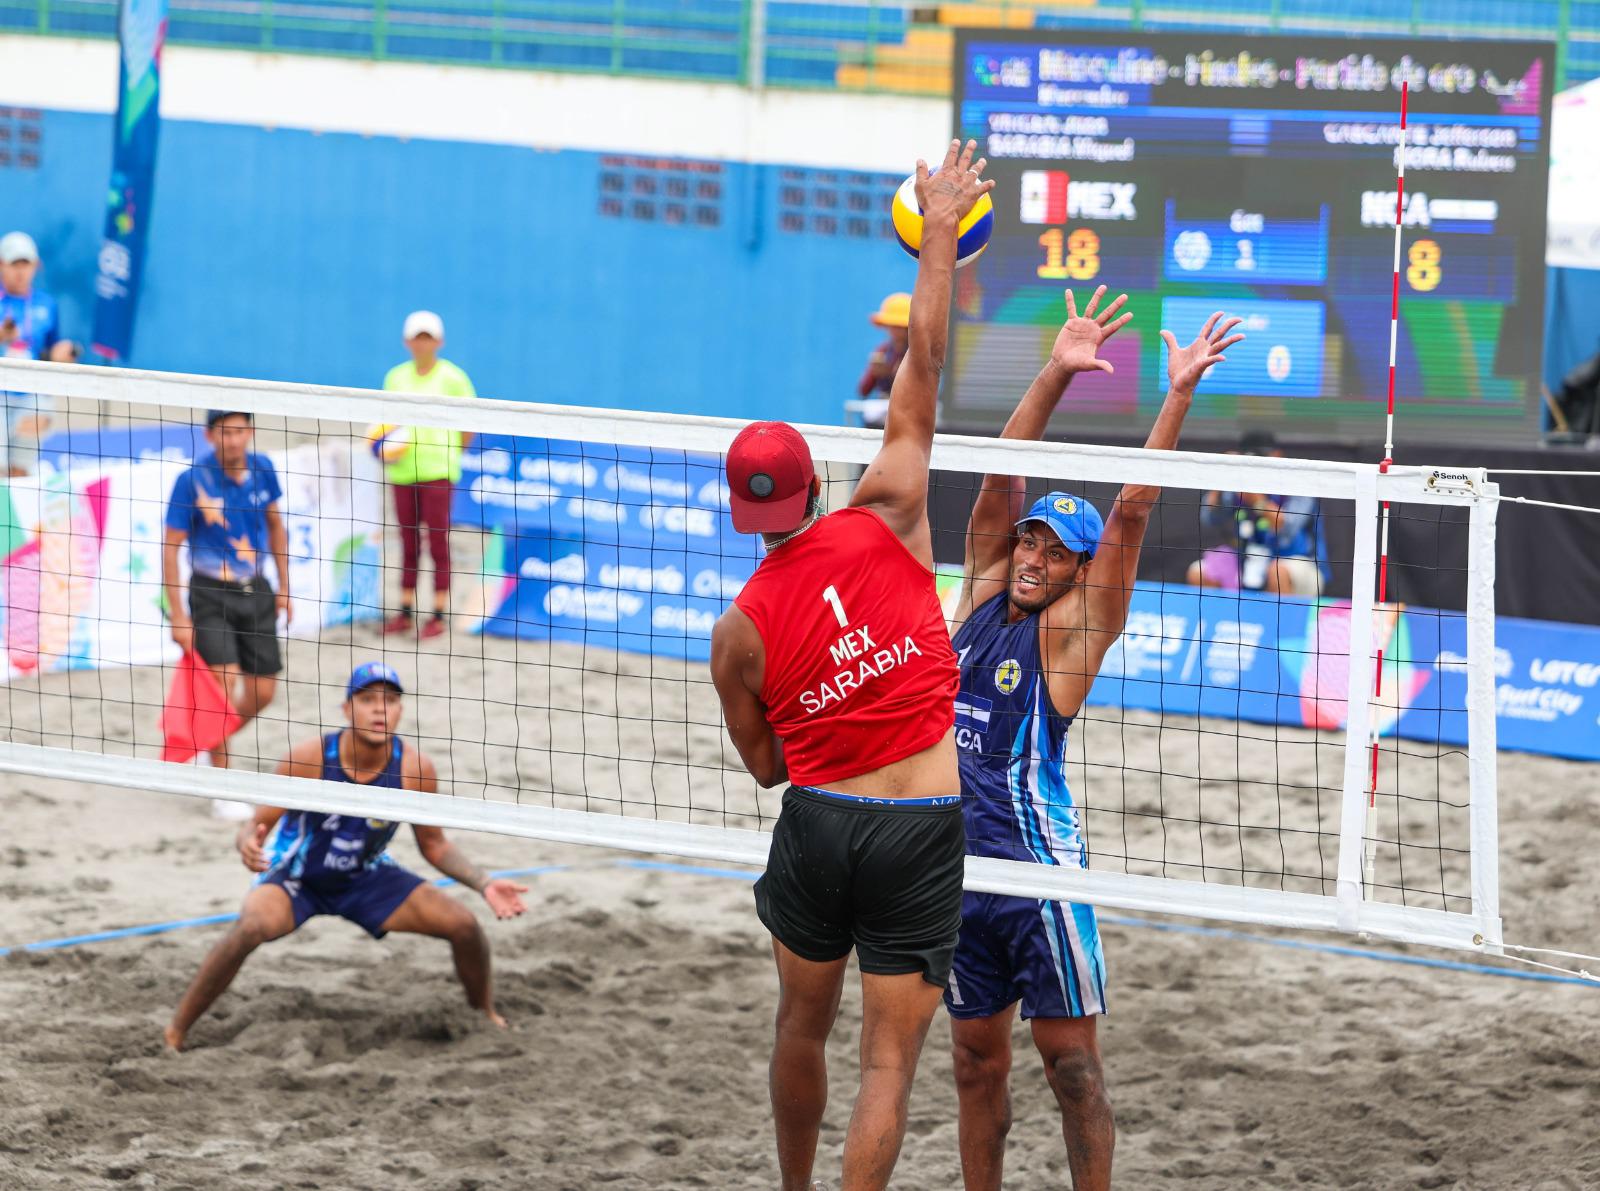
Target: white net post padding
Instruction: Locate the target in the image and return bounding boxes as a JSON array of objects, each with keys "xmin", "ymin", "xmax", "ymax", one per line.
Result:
[
  {"xmin": 1466, "ymin": 486, "xmax": 1502, "ymax": 949},
  {"xmin": 1335, "ymin": 467, "xmax": 1380, "ymax": 933},
  {"xmin": 0, "ymin": 359, "xmax": 1503, "ymax": 953}
]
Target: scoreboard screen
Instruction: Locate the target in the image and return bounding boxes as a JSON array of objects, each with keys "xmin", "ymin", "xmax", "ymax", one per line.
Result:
[{"xmin": 947, "ymin": 30, "xmax": 1553, "ymax": 445}]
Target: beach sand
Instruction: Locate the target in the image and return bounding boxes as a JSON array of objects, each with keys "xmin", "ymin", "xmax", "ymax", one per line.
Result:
[{"xmin": 2, "ymin": 612, "xmax": 1599, "ymax": 1190}]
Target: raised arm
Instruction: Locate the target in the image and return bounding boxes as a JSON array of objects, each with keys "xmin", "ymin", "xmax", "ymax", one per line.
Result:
[
  {"xmin": 850, "ymin": 139, "xmax": 994, "ymax": 565},
  {"xmin": 1083, "ymin": 311, "xmax": 1244, "ymax": 638},
  {"xmin": 962, "ymin": 286, "xmax": 1131, "ymax": 600}
]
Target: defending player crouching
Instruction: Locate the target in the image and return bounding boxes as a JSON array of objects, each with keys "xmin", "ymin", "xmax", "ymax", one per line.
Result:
[
  {"xmin": 946, "ymin": 292, "xmax": 1243, "ymax": 1191},
  {"xmin": 710, "ymin": 140, "xmax": 991, "ymax": 1191},
  {"xmin": 163, "ymin": 662, "xmax": 528, "ymax": 1050}
]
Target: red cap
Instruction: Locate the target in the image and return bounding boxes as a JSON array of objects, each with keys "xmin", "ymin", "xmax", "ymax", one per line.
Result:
[{"xmin": 726, "ymin": 420, "xmax": 815, "ymax": 534}]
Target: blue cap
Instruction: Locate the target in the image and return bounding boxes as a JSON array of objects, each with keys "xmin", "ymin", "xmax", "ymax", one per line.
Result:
[
  {"xmin": 1016, "ymin": 492, "xmax": 1104, "ymax": 558},
  {"xmin": 206, "ymin": 409, "xmax": 250, "ymax": 427},
  {"xmin": 346, "ymin": 661, "xmax": 404, "ymax": 699}
]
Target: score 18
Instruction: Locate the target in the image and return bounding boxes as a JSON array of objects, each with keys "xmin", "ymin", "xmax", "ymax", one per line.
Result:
[{"xmin": 1037, "ymin": 228, "xmax": 1101, "ymax": 281}]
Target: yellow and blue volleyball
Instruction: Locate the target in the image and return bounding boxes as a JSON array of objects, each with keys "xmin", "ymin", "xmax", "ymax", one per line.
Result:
[
  {"xmin": 890, "ymin": 172, "xmax": 994, "ymax": 269},
  {"xmin": 365, "ymin": 423, "xmax": 413, "ymax": 464}
]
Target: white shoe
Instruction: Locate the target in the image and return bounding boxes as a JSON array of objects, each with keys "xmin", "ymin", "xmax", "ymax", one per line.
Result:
[{"xmin": 211, "ymin": 799, "xmax": 253, "ymax": 821}]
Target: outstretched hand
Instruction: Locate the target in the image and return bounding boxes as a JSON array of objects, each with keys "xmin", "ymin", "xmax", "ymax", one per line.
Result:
[
  {"xmin": 483, "ymin": 878, "xmax": 529, "ymax": 919},
  {"xmin": 913, "ymin": 138, "xmax": 995, "ymax": 228},
  {"xmin": 1051, "ymin": 285, "xmax": 1132, "ymax": 375},
  {"xmin": 1161, "ymin": 311, "xmax": 1246, "ymax": 394}
]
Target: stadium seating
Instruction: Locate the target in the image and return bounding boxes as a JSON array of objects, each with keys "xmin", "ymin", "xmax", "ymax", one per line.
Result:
[{"xmin": 2, "ymin": 0, "xmax": 1595, "ymax": 91}]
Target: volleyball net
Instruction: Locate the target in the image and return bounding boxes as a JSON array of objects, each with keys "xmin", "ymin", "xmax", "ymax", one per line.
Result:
[{"xmin": 0, "ymin": 358, "xmax": 1501, "ymax": 953}]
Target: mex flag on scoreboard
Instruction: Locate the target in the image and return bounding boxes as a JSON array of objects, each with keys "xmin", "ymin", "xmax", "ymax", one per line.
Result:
[
  {"xmin": 1020, "ymin": 170, "xmax": 1070, "ymax": 225},
  {"xmin": 91, "ymin": 0, "xmax": 167, "ymax": 363}
]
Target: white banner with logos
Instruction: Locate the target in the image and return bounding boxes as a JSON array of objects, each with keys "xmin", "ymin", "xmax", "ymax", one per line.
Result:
[
  {"xmin": 1548, "ymin": 77, "xmax": 1600, "ymax": 270},
  {"xmin": 0, "ymin": 440, "xmax": 383, "ymax": 680}
]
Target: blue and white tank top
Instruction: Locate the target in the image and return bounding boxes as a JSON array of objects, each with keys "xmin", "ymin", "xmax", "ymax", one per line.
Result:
[
  {"xmin": 263, "ymin": 733, "xmax": 405, "ymax": 885},
  {"xmin": 951, "ymin": 592, "xmax": 1086, "ymax": 868}
]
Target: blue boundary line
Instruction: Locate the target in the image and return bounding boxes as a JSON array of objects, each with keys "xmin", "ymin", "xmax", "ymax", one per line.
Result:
[{"xmin": 2, "ymin": 859, "xmax": 1592, "ymax": 990}]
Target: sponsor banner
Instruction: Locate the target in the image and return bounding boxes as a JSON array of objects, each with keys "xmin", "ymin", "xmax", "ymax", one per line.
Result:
[
  {"xmin": 935, "ymin": 573, "xmax": 1600, "ymax": 764},
  {"xmin": 34, "ymin": 422, "xmax": 202, "ymax": 477},
  {"xmin": 479, "ymin": 532, "xmax": 755, "ymax": 662},
  {"xmin": 470, "ymin": 436, "xmax": 758, "ymax": 661},
  {"xmin": 0, "ymin": 440, "xmax": 382, "ymax": 679},
  {"xmin": 454, "ymin": 433, "xmax": 745, "ymax": 548},
  {"xmin": 91, "ymin": 0, "xmax": 168, "ymax": 361}
]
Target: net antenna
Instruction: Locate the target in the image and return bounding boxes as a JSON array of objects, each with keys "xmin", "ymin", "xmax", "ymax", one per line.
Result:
[
  {"xmin": 1338, "ymin": 81, "xmax": 1501, "ymax": 954},
  {"xmin": 0, "ymin": 358, "xmax": 1504, "ymax": 954},
  {"xmin": 1361, "ymin": 81, "xmax": 1410, "ymax": 903}
]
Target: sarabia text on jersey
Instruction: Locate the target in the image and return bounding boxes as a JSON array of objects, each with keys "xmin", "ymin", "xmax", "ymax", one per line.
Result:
[{"xmin": 733, "ymin": 507, "xmax": 958, "ymax": 788}]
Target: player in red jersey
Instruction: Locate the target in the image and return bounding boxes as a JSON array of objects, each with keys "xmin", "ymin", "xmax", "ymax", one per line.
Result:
[{"xmin": 710, "ymin": 139, "xmax": 993, "ymax": 1191}]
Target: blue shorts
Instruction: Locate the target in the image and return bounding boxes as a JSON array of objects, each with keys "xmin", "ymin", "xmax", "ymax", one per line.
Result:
[
  {"xmin": 944, "ymin": 890, "xmax": 1108, "ymax": 1020},
  {"xmin": 261, "ymin": 863, "xmax": 426, "ymax": 939}
]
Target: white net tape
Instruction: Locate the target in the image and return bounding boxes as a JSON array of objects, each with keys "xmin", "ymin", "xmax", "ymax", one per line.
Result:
[{"xmin": 0, "ymin": 359, "xmax": 1502, "ymax": 951}]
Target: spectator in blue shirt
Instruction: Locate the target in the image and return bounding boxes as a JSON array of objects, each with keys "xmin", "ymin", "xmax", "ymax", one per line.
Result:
[
  {"xmin": 163, "ymin": 411, "xmax": 293, "ymax": 786},
  {"xmin": 1187, "ymin": 429, "xmax": 1325, "ymax": 596},
  {"xmin": 1, "ymin": 231, "xmax": 78, "ymax": 475}
]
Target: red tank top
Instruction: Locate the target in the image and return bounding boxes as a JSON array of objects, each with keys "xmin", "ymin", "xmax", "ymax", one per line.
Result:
[{"xmin": 734, "ymin": 506, "xmax": 958, "ymax": 788}]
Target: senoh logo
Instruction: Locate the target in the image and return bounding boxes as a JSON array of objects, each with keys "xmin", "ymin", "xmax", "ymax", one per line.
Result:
[{"xmin": 1020, "ymin": 171, "xmax": 1137, "ymax": 223}]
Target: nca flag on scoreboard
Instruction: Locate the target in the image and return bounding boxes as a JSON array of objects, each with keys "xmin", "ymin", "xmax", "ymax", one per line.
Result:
[{"xmin": 1020, "ymin": 170, "xmax": 1071, "ymax": 225}]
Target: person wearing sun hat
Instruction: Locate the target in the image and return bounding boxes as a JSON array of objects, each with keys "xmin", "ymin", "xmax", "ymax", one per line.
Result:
[
  {"xmin": 857, "ymin": 290, "xmax": 912, "ymax": 399},
  {"xmin": 378, "ymin": 310, "xmax": 478, "ymax": 639}
]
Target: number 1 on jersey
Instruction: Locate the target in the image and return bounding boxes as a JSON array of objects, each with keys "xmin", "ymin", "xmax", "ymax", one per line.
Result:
[{"xmin": 822, "ymin": 585, "xmax": 847, "ymax": 628}]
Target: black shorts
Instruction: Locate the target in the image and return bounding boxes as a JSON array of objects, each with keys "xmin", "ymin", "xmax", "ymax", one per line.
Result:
[
  {"xmin": 189, "ymin": 573, "xmax": 282, "ymax": 676},
  {"xmin": 753, "ymin": 785, "xmax": 965, "ymax": 987}
]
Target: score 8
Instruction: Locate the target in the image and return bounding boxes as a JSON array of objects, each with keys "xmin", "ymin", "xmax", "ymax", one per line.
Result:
[
  {"xmin": 1406, "ymin": 239, "xmax": 1441, "ymax": 293},
  {"xmin": 1037, "ymin": 228, "xmax": 1101, "ymax": 281}
]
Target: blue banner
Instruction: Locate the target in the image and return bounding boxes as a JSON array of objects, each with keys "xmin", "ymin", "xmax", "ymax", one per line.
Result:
[
  {"xmin": 464, "ymin": 435, "xmax": 1600, "ymax": 760},
  {"xmin": 470, "ymin": 436, "xmax": 759, "ymax": 661},
  {"xmin": 91, "ymin": 0, "xmax": 167, "ymax": 363},
  {"xmin": 1084, "ymin": 585, "xmax": 1600, "ymax": 764}
]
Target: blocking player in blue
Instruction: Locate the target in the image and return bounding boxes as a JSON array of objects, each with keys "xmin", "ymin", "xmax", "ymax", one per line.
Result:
[
  {"xmin": 945, "ymin": 290, "xmax": 1242, "ymax": 1190},
  {"xmin": 163, "ymin": 662, "xmax": 529, "ymax": 1050}
]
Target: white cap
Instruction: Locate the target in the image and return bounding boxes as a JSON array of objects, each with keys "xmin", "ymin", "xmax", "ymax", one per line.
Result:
[
  {"xmin": 0, "ymin": 231, "xmax": 38, "ymax": 264},
  {"xmin": 402, "ymin": 309, "xmax": 444, "ymax": 341}
]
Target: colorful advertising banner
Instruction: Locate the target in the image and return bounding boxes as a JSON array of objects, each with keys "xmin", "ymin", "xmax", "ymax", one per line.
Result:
[
  {"xmin": 939, "ymin": 579, "xmax": 1600, "ymax": 765},
  {"xmin": 91, "ymin": 0, "xmax": 168, "ymax": 362},
  {"xmin": 0, "ymin": 441, "xmax": 382, "ymax": 679},
  {"xmin": 462, "ymin": 434, "xmax": 758, "ymax": 661}
]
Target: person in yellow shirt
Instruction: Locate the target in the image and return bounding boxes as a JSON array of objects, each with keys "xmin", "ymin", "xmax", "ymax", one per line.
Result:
[{"xmin": 376, "ymin": 310, "xmax": 476, "ymax": 639}]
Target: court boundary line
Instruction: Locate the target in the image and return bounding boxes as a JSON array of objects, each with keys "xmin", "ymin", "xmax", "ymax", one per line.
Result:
[{"xmin": 0, "ymin": 859, "xmax": 1586, "ymax": 989}]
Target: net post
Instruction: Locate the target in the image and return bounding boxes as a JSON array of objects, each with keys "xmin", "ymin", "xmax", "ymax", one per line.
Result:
[
  {"xmin": 1336, "ymin": 467, "xmax": 1381, "ymax": 931},
  {"xmin": 1466, "ymin": 484, "xmax": 1503, "ymax": 950}
]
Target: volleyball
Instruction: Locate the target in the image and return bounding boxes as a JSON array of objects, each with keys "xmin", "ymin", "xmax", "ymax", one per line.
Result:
[
  {"xmin": 364, "ymin": 422, "xmax": 412, "ymax": 463},
  {"xmin": 890, "ymin": 171, "xmax": 994, "ymax": 269}
]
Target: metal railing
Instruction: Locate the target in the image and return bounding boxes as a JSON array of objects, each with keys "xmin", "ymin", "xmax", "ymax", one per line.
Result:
[{"xmin": 1, "ymin": 0, "xmax": 1594, "ymax": 93}]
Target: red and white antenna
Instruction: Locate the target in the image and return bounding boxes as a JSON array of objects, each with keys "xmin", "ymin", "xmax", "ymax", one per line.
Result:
[{"xmin": 1364, "ymin": 81, "xmax": 1408, "ymax": 892}]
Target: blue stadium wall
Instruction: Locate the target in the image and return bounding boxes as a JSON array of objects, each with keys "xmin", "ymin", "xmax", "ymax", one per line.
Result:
[{"xmin": 0, "ymin": 106, "xmax": 920, "ymax": 422}]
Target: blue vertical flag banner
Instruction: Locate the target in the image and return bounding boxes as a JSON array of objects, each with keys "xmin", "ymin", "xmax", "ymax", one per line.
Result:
[{"xmin": 90, "ymin": 0, "xmax": 167, "ymax": 363}]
